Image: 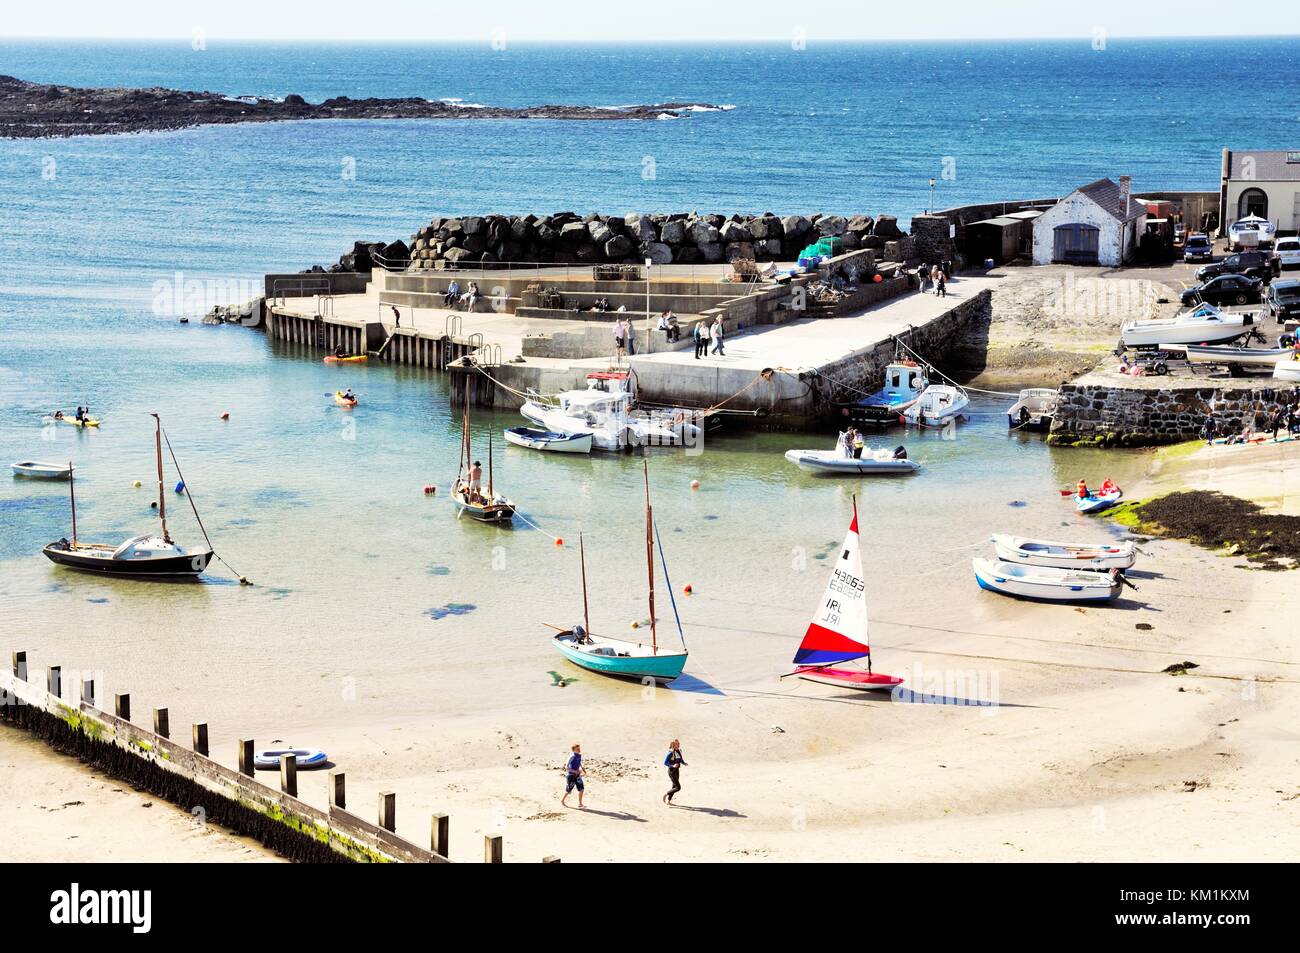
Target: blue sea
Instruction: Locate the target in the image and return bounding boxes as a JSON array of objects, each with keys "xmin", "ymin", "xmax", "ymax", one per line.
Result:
[{"xmin": 0, "ymin": 38, "xmax": 1285, "ymax": 722}]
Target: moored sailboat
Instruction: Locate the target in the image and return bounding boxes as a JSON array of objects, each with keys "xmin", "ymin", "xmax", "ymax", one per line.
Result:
[
  {"xmin": 787, "ymin": 497, "xmax": 902, "ymax": 692},
  {"xmin": 548, "ymin": 463, "xmax": 688, "ymax": 683},
  {"xmin": 451, "ymin": 408, "xmax": 516, "ymax": 523},
  {"xmin": 42, "ymin": 414, "xmax": 213, "ymax": 578}
]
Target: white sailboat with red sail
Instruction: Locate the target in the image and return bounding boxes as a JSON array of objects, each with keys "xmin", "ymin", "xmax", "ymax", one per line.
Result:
[{"xmin": 788, "ymin": 497, "xmax": 902, "ymax": 691}]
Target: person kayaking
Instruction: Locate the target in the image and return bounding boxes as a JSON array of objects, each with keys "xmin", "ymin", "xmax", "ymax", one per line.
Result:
[
  {"xmin": 52, "ymin": 410, "xmax": 64, "ymax": 420},
  {"xmin": 333, "ymin": 343, "xmax": 346, "ymax": 359},
  {"xmin": 75, "ymin": 406, "xmax": 87, "ymax": 423},
  {"xmin": 342, "ymin": 388, "xmax": 355, "ymax": 403},
  {"xmin": 1099, "ymin": 478, "xmax": 1117, "ymax": 496},
  {"xmin": 1077, "ymin": 479, "xmax": 1089, "ymax": 499}
]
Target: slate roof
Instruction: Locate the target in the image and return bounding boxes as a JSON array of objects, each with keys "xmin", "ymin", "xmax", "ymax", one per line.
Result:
[
  {"xmin": 1075, "ymin": 178, "xmax": 1146, "ymax": 222},
  {"xmin": 1226, "ymin": 150, "xmax": 1300, "ymax": 182}
]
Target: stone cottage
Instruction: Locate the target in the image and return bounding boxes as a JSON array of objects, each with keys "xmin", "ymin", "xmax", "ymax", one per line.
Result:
[{"xmin": 1031, "ymin": 177, "xmax": 1147, "ymax": 267}]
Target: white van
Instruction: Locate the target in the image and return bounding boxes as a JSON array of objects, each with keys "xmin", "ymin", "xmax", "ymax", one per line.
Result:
[{"xmin": 1275, "ymin": 236, "xmax": 1300, "ymax": 270}]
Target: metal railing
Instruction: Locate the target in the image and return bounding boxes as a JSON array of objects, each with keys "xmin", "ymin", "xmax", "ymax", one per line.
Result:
[{"xmin": 270, "ymin": 276, "xmax": 333, "ymax": 306}]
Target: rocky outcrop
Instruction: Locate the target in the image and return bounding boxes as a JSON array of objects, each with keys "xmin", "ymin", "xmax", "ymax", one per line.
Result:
[{"xmin": 0, "ymin": 74, "xmax": 728, "ymax": 139}]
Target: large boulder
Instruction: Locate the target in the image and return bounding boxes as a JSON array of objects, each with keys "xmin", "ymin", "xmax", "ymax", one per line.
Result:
[
  {"xmin": 604, "ymin": 235, "xmax": 634, "ymax": 259},
  {"xmin": 444, "ymin": 218, "xmax": 465, "ymax": 238},
  {"xmin": 462, "ymin": 234, "xmax": 487, "ymax": 255},
  {"xmin": 815, "ymin": 215, "xmax": 848, "ymax": 237},
  {"xmin": 560, "ymin": 221, "xmax": 589, "ymax": 242},
  {"xmin": 535, "ymin": 221, "xmax": 560, "ymax": 243},
  {"xmin": 625, "ymin": 214, "xmax": 658, "ymax": 244},
  {"xmin": 659, "ymin": 219, "xmax": 687, "ymax": 244},
  {"xmin": 588, "ymin": 220, "xmax": 615, "ymax": 246},
  {"xmin": 350, "ymin": 241, "xmax": 374, "ymax": 272},
  {"xmin": 688, "ymin": 219, "xmax": 721, "ymax": 245},
  {"xmin": 443, "ymin": 247, "xmax": 475, "ymax": 264},
  {"xmin": 510, "ymin": 216, "xmax": 535, "ymax": 241},
  {"xmin": 873, "ymin": 215, "xmax": 903, "ymax": 239},
  {"xmin": 720, "ymin": 221, "xmax": 753, "ymax": 243},
  {"xmin": 847, "ymin": 214, "xmax": 874, "ymax": 235},
  {"xmin": 781, "ymin": 215, "xmax": 812, "ymax": 240},
  {"xmin": 673, "ymin": 245, "xmax": 701, "ymax": 264},
  {"xmin": 641, "ymin": 241, "xmax": 674, "ymax": 265},
  {"xmin": 462, "ymin": 216, "xmax": 487, "ymax": 235},
  {"xmin": 725, "ymin": 242, "xmax": 756, "ymax": 262},
  {"xmin": 381, "ymin": 239, "xmax": 410, "ymax": 264},
  {"xmin": 574, "ymin": 243, "xmax": 600, "ymax": 262},
  {"xmin": 698, "ymin": 242, "xmax": 724, "ymax": 263},
  {"xmin": 757, "ymin": 238, "xmax": 783, "ymax": 258}
]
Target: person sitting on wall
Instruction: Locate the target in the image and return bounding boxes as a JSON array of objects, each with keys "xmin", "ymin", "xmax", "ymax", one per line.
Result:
[
  {"xmin": 459, "ymin": 282, "xmax": 480, "ymax": 311},
  {"xmin": 444, "ymin": 280, "xmax": 460, "ymax": 306},
  {"xmin": 666, "ymin": 312, "xmax": 680, "ymax": 342}
]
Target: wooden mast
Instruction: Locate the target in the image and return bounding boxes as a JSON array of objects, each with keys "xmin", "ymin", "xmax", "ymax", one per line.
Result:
[
  {"xmin": 68, "ymin": 460, "xmax": 77, "ymax": 548},
  {"xmin": 579, "ymin": 533, "xmax": 591, "ymax": 637},
  {"xmin": 152, "ymin": 413, "xmax": 171, "ymax": 543},
  {"xmin": 644, "ymin": 461, "xmax": 657, "ymax": 654},
  {"xmin": 488, "ymin": 432, "xmax": 494, "ymax": 498}
]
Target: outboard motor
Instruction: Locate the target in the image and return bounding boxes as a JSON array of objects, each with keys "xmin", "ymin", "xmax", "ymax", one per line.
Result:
[{"xmin": 893, "ymin": 446, "xmax": 908, "ymax": 460}]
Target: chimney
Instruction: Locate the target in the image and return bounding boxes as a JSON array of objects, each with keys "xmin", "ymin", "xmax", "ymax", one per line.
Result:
[
  {"xmin": 1119, "ymin": 175, "xmax": 1132, "ymax": 213},
  {"xmin": 1118, "ymin": 175, "xmax": 1133, "ymax": 265}
]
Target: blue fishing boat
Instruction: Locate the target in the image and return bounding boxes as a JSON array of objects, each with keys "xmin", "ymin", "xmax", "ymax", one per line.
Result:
[
  {"xmin": 548, "ymin": 463, "xmax": 688, "ymax": 683},
  {"xmin": 851, "ymin": 361, "xmax": 929, "ymax": 426}
]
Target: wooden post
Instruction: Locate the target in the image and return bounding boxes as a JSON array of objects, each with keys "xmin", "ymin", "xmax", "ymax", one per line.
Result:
[
  {"xmin": 431, "ymin": 813, "xmax": 449, "ymax": 857},
  {"xmin": 485, "ymin": 834, "xmax": 503, "ymax": 864},
  {"xmin": 542, "ymin": 855, "xmax": 562, "ymax": 864},
  {"xmin": 238, "ymin": 738, "xmax": 254, "ymax": 777},
  {"xmin": 114, "ymin": 693, "xmax": 130, "ymax": 721},
  {"xmin": 47, "ymin": 666, "xmax": 61, "ymax": 699},
  {"xmin": 192, "ymin": 723, "xmax": 209, "ymax": 756},
  {"xmin": 153, "ymin": 708, "xmax": 169, "ymax": 738},
  {"xmin": 329, "ymin": 771, "xmax": 346, "ymax": 809},
  {"xmin": 81, "ymin": 679, "xmax": 94, "ymax": 706},
  {"xmin": 280, "ymin": 753, "xmax": 297, "ymax": 797},
  {"xmin": 12, "ymin": 651, "xmax": 26, "ymax": 681},
  {"xmin": 378, "ymin": 791, "xmax": 396, "ymax": 832}
]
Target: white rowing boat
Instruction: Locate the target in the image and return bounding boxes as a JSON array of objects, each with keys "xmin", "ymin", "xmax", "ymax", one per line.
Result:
[
  {"xmin": 12, "ymin": 460, "xmax": 74, "ymax": 479},
  {"xmin": 990, "ymin": 534, "xmax": 1136, "ymax": 570},
  {"xmin": 503, "ymin": 426, "xmax": 593, "ymax": 454},
  {"xmin": 973, "ymin": 558, "xmax": 1123, "ymax": 602},
  {"xmin": 1183, "ymin": 344, "xmax": 1291, "ymax": 366}
]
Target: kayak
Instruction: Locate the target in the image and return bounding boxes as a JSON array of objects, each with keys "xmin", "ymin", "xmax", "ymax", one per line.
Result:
[
  {"xmin": 334, "ymin": 391, "xmax": 357, "ymax": 409},
  {"xmin": 46, "ymin": 415, "xmax": 100, "ymax": 428},
  {"xmin": 324, "ymin": 354, "xmax": 368, "ymax": 364},
  {"xmin": 1076, "ymin": 488, "xmax": 1122, "ymax": 514}
]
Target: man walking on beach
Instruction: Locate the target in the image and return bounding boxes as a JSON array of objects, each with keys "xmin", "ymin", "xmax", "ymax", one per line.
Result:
[
  {"xmin": 663, "ymin": 739, "xmax": 687, "ymax": 805},
  {"xmin": 561, "ymin": 743, "xmax": 585, "ymax": 809}
]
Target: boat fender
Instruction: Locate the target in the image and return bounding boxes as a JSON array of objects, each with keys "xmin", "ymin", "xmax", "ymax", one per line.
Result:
[{"xmin": 174, "ymin": 480, "xmax": 185, "ymax": 494}]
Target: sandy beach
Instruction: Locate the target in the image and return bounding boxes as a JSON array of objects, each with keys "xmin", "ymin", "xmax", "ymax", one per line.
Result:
[{"xmin": 14, "ymin": 440, "xmax": 1295, "ymax": 864}]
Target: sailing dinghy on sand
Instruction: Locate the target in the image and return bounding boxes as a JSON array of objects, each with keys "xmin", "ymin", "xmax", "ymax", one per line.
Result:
[
  {"xmin": 548, "ymin": 463, "xmax": 688, "ymax": 683},
  {"xmin": 785, "ymin": 497, "xmax": 902, "ymax": 692}
]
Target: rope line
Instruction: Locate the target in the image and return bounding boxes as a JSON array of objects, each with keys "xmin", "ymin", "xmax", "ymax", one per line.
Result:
[{"xmin": 159, "ymin": 425, "xmax": 251, "ymax": 585}]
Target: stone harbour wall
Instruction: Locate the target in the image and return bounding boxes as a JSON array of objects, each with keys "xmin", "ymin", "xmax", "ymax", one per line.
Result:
[{"xmin": 1050, "ymin": 381, "xmax": 1300, "ymax": 447}]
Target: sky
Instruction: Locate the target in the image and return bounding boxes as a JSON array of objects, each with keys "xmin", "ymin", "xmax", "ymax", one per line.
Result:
[{"xmin": 4, "ymin": 0, "xmax": 1299, "ymax": 42}]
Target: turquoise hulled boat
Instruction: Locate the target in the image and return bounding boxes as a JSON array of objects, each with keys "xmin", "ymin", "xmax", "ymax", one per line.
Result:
[{"xmin": 547, "ymin": 463, "xmax": 688, "ymax": 683}]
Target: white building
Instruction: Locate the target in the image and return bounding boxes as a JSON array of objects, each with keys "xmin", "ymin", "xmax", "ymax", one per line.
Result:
[
  {"xmin": 1031, "ymin": 177, "xmax": 1147, "ymax": 267},
  {"xmin": 1220, "ymin": 149, "xmax": 1300, "ymax": 232}
]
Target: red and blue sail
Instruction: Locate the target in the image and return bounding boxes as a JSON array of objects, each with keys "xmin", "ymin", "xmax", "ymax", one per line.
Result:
[{"xmin": 792, "ymin": 502, "xmax": 871, "ymax": 666}]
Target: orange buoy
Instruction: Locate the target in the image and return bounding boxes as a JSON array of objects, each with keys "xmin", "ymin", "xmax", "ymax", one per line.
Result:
[
  {"xmin": 683, "ymin": 584, "xmax": 693, "ymax": 595},
  {"xmin": 220, "ymin": 412, "xmax": 229, "ymax": 420},
  {"xmin": 630, "ymin": 620, "xmax": 640, "ymax": 629},
  {"xmin": 690, "ymin": 480, "xmax": 700, "ymax": 490},
  {"xmin": 555, "ymin": 537, "xmax": 564, "ymax": 546}
]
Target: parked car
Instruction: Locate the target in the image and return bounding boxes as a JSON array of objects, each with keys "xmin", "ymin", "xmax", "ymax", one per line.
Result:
[
  {"xmin": 1195, "ymin": 249, "xmax": 1279, "ymax": 283},
  {"xmin": 1227, "ymin": 215, "xmax": 1277, "ymax": 251},
  {"xmin": 1265, "ymin": 279, "xmax": 1300, "ymax": 322},
  {"xmin": 1180, "ymin": 273, "xmax": 1264, "ymax": 307},
  {"xmin": 1183, "ymin": 233, "xmax": 1214, "ymax": 262},
  {"xmin": 1275, "ymin": 236, "xmax": 1300, "ymax": 270}
]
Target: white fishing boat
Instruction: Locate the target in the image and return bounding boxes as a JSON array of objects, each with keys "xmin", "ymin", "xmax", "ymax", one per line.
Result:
[
  {"xmin": 784, "ymin": 497, "xmax": 903, "ymax": 691},
  {"xmin": 784, "ymin": 433, "xmax": 918, "ymax": 475},
  {"xmin": 1120, "ymin": 303, "xmax": 1256, "ymax": 348},
  {"xmin": 852, "ymin": 361, "xmax": 929, "ymax": 425},
  {"xmin": 503, "ymin": 426, "xmax": 593, "ymax": 454},
  {"xmin": 521, "ymin": 371, "xmax": 701, "ymax": 450},
  {"xmin": 973, "ymin": 558, "xmax": 1123, "ymax": 603},
  {"xmin": 546, "ymin": 464, "xmax": 688, "ymax": 683},
  {"xmin": 990, "ymin": 534, "xmax": 1137, "ymax": 570},
  {"xmin": 1006, "ymin": 388, "xmax": 1059, "ymax": 430},
  {"xmin": 903, "ymin": 384, "xmax": 968, "ymax": 426},
  {"xmin": 1184, "ymin": 344, "xmax": 1291, "ymax": 366},
  {"xmin": 1274, "ymin": 358, "xmax": 1300, "ymax": 383},
  {"xmin": 11, "ymin": 460, "xmax": 74, "ymax": 479}
]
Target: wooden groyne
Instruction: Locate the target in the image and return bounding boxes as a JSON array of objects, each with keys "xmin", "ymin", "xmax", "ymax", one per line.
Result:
[{"xmin": 0, "ymin": 651, "xmax": 555, "ymax": 863}]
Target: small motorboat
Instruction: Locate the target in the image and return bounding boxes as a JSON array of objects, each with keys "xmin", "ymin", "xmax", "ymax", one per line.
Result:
[
  {"xmin": 1006, "ymin": 388, "xmax": 1059, "ymax": 430},
  {"xmin": 12, "ymin": 460, "xmax": 74, "ymax": 480},
  {"xmin": 334, "ymin": 391, "xmax": 357, "ymax": 408},
  {"xmin": 973, "ymin": 558, "xmax": 1123, "ymax": 603},
  {"xmin": 1184, "ymin": 344, "xmax": 1292, "ymax": 366},
  {"xmin": 852, "ymin": 361, "xmax": 929, "ymax": 426},
  {"xmin": 1076, "ymin": 488, "xmax": 1123, "ymax": 514},
  {"xmin": 1120, "ymin": 303, "xmax": 1255, "ymax": 349},
  {"xmin": 324, "ymin": 354, "xmax": 368, "ymax": 364},
  {"xmin": 503, "ymin": 426, "xmax": 593, "ymax": 454},
  {"xmin": 253, "ymin": 746, "xmax": 329, "ymax": 770},
  {"xmin": 784, "ymin": 433, "xmax": 918, "ymax": 475},
  {"xmin": 990, "ymin": 534, "xmax": 1136, "ymax": 570},
  {"xmin": 903, "ymin": 384, "xmax": 969, "ymax": 426}
]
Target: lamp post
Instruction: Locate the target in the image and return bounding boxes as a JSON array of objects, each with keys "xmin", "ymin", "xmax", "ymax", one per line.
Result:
[
  {"xmin": 929, "ymin": 177, "xmax": 936, "ymax": 215},
  {"xmin": 645, "ymin": 257, "xmax": 652, "ymax": 355}
]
